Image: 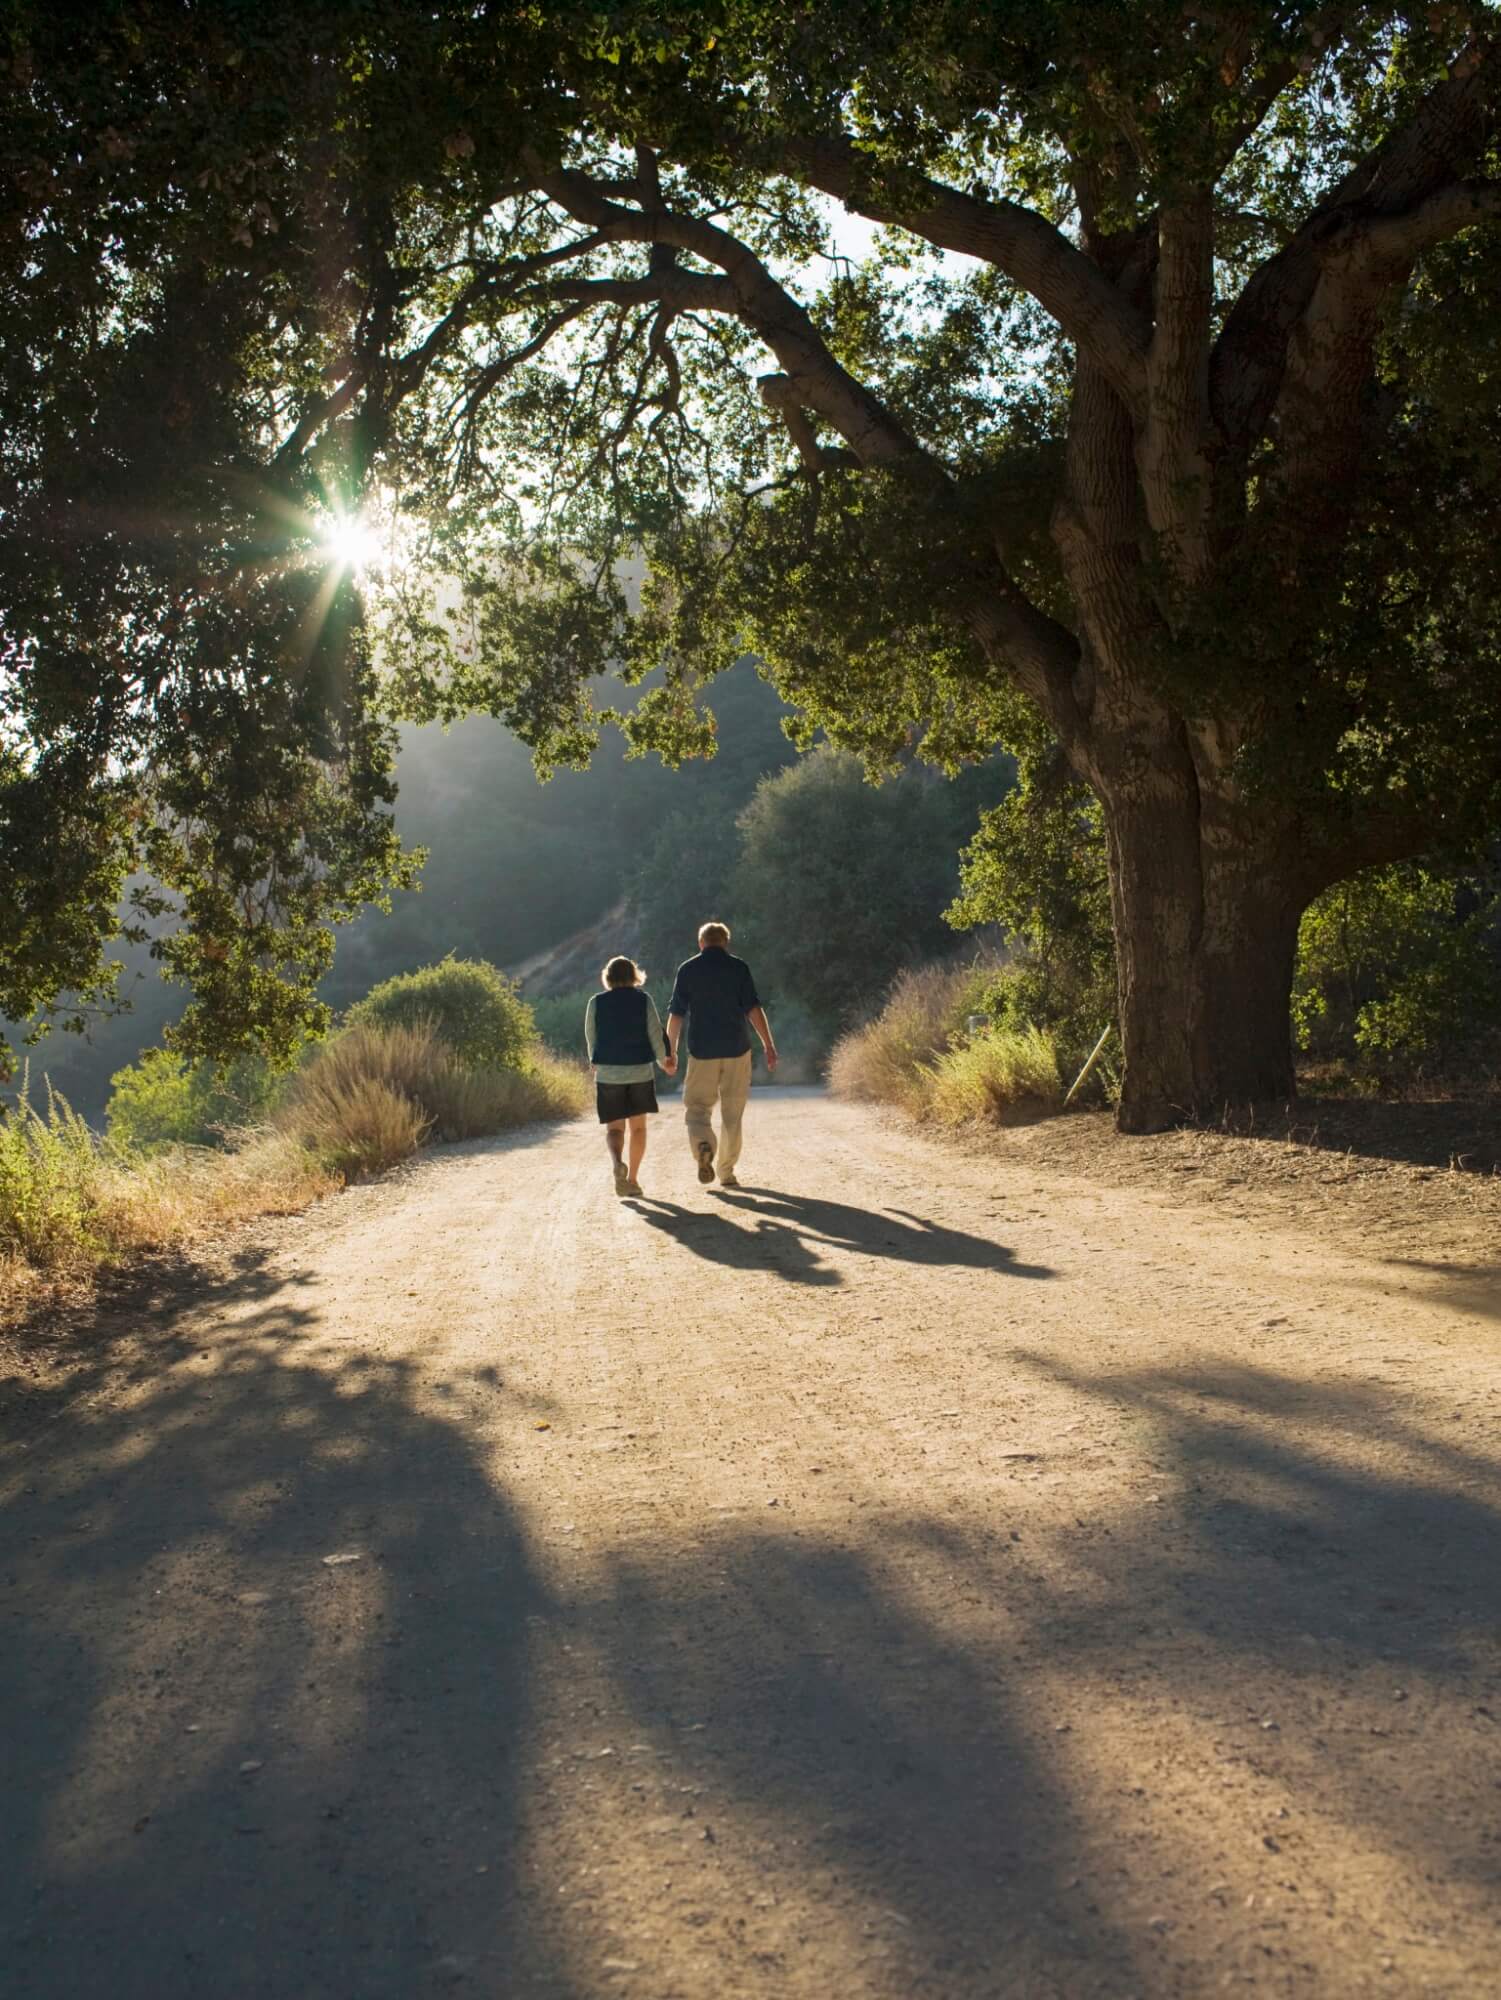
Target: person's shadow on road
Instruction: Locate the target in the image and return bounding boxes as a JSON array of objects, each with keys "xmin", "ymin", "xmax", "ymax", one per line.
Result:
[
  {"xmin": 626, "ymin": 1188, "xmax": 1054, "ymax": 1286},
  {"xmin": 717, "ymin": 1186, "xmax": 1054, "ymax": 1279},
  {"xmin": 624, "ymin": 1195, "xmax": 843, "ymax": 1285}
]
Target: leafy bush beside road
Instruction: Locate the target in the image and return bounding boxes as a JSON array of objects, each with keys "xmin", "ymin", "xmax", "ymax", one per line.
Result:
[
  {"xmin": 1293, "ymin": 864, "xmax": 1500, "ymax": 1070},
  {"xmin": 346, "ymin": 958, "xmax": 539, "ymax": 1073},
  {"xmin": 106, "ymin": 1050, "xmax": 278, "ymax": 1154}
]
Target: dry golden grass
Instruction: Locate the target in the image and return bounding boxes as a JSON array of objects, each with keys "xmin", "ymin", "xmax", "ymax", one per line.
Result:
[
  {"xmin": 828, "ymin": 964, "xmax": 978, "ymax": 1114},
  {"xmin": 0, "ymin": 1110, "xmax": 335, "ymax": 1323},
  {"xmin": 830, "ymin": 966, "xmax": 1062, "ymax": 1127},
  {"xmin": 93, "ymin": 1131, "xmax": 339, "ymax": 1251},
  {"xmin": 274, "ymin": 1023, "xmax": 586, "ymax": 1176},
  {"xmin": 922, "ymin": 1026, "xmax": 1062, "ymax": 1125}
]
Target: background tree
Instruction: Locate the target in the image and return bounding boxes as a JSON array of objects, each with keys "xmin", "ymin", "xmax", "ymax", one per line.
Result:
[
  {"xmin": 7, "ymin": 5, "xmax": 1501, "ymax": 1127},
  {"xmin": 728, "ymin": 747, "xmax": 998, "ymax": 1033}
]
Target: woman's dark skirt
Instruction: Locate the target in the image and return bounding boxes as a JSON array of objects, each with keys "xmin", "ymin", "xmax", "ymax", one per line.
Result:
[{"xmin": 596, "ymin": 1078, "xmax": 659, "ymax": 1123}]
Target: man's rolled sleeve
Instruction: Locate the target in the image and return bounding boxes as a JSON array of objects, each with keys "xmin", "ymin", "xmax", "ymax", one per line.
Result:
[
  {"xmin": 737, "ymin": 963, "xmax": 760, "ymax": 1011},
  {"xmin": 667, "ymin": 972, "xmax": 688, "ymax": 1019}
]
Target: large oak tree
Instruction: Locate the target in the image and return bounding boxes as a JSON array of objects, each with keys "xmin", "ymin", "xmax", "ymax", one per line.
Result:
[{"xmin": 5, "ymin": 3, "xmax": 1501, "ymax": 1125}]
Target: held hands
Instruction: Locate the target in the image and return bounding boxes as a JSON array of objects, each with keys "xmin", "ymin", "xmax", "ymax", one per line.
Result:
[{"xmin": 662, "ymin": 1053, "xmax": 678, "ymax": 1077}]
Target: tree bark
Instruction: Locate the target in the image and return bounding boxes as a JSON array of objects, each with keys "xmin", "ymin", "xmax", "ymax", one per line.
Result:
[{"xmin": 1100, "ymin": 757, "xmax": 1300, "ymax": 1132}]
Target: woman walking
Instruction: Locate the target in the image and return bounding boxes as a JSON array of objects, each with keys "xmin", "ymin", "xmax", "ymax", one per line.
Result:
[{"xmin": 585, "ymin": 956, "xmax": 675, "ymax": 1195}]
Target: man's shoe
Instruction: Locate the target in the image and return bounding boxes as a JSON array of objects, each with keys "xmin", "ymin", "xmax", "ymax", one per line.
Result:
[
  {"xmin": 718, "ymin": 1171, "xmax": 740, "ymax": 1188},
  {"xmin": 613, "ymin": 1159, "xmax": 629, "ymax": 1194},
  {"xmin": 624, "ymin": 1179, "xmax": 644, "ymax": 1197},
  {"xmin": 696, "ymin": 1141, "xmax": 715, "ymax": 1184}
]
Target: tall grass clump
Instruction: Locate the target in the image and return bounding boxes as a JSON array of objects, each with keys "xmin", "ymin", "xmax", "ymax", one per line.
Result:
[
  {"xmin": 828, "ymin": 964, "xmax": 984, "ymax": 1113},
  {"xmin": 923, "ymin": 1026, "xmax": 1062, "ymax": 1126},
  {"xmin": 275, "ymin": 1022, "xmax": 584, "ymax": 1178},
  {"xmin": 92, "ymin": 1133, "xmax": 336, "ymax": 1261},
  {"xmin": 830, "ymin": 960, "xmax": 1069, "ymax": 1127},
  {"xmin": 0, "ymin": 1077, "xmax": 106, "ymax": 1267}
]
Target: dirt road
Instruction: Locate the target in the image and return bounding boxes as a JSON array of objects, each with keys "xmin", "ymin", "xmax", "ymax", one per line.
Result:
[{"xmin": 4, "ymin": 1088, "xmax": 1499, "ymax": 1998}]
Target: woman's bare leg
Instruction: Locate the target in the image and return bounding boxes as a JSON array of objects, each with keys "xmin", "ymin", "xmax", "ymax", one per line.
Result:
[{"xmin": 626, "ymin": 1114, "xmax": 648, "ymax": 1181}]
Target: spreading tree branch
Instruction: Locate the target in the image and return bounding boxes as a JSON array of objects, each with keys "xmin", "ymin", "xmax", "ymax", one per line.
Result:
[
  {"xmin": 1211, "ymin": 31, "xmax": 1501, "ymax": 451},
  {"xmin": 774, "ymin": 132, "xmax": 1152, "ymax": 419}
]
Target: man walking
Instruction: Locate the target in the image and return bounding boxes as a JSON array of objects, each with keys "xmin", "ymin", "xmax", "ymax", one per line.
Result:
[{"xmin": 665, "ymin": 921, "xmax": 777, "ymax": 1189}]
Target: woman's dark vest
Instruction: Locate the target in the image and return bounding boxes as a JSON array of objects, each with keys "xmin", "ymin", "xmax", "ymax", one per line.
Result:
[{"xmin": 590, "ymin": 986, "xmax": 654, "ymax": 1066}]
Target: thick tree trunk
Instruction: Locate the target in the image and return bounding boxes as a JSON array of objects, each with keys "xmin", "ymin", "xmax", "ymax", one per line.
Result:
[{"xmin": 1100, "ymin": 755, "xmax": 1300, "ymax": 1133}]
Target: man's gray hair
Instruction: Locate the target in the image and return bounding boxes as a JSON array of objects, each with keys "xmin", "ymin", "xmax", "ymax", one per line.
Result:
[{"xmin": 698, "ymin": 920, "xmax": 731, "ymax": 947}]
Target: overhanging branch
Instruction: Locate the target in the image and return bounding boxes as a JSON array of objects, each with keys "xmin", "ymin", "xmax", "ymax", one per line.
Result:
[
  {"xmin": 1211, "ymin": 31, "xmax": 1501, "ymax": 450},
  {"xmin": 521, "ymin": 147, "xmax": 925, "ymax": 470},
  {"xmin": 775, "ymin": 132, "xmax": 1151, "ymax": 420}
]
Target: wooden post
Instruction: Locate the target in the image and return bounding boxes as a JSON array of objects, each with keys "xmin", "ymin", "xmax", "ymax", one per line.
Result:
[{"xmin": 1063, "ymin": 1024, "xmax": 1114, "ymax": 1107}]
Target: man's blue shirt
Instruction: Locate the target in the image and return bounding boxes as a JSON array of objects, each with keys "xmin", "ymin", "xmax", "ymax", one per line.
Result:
[{"xmin": 667, "ymin": 947, "xmax": 760, "ymax": 1059}]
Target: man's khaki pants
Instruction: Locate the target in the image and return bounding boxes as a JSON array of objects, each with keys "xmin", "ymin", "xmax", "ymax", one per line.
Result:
[{"xmin": 683, "ymin": 1051, "xmax": 753, "ymax": 1174}]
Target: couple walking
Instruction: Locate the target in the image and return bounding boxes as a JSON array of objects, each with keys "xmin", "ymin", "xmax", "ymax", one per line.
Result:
[{"xmin": 583, "ymin": 921, "xmax": 778, "ymax": 1198}]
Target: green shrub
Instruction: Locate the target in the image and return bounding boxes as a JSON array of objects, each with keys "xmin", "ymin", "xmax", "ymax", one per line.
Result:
[
  {"xmin": 346, "ymin": 958, "xmax": 538, "ymax": 1072},
  {"xmin": 106, "ymin": 1049, "xmax": 276, "ymax": 1154},
  {"xmin": 530, "ymin": 985, "xmax": 599, "ymax": 1059},
  {"xmin": 947, "ymin": 765, "xmax": 1118, "ymax": 1096},
  {"xmin": 923, "ymin": 1026, "xmax": 1062, "ymax": 1125},
  {"xmin": 0, "ymin": 1075, "xmax": 105, "ymax": 1266},
  {"xmin": 1294, "ymin": 863, "xmax": 1499, "ymax": 1064}
]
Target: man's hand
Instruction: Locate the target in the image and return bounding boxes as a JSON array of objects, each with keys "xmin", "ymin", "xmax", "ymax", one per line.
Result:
[
  {"xmin": 763, "ymin": 1045, "xmax": 778, "ymax": 1074},
  {"xmin": 662, "ymin": 1053, "xmax": 677, "ymax": 1077}
]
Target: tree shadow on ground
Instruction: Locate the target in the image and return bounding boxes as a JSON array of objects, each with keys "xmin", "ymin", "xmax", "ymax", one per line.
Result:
[
  {"xmin": 1363, "ymin": 1257, "xmax": 1501, "ymax": 1323},
  {"xmin": 8, "ymin": 1247, "xmax": 1497, "ymax": 1997},
  {"xmin": 1216, "ymin": 1094, "xmax": 1501, "ymax": 1174},
  {"xmin": 594, "ymin": 1531, "xmax": 1146, "ymax": 1998},
  {"xmin": 569, "ymin": 1356, "xmax": 1501, "ymax": 1990},
  {"xmin": 998, "ymin": 1349, "xmax": 1501, "ymax": 1880},
  {"xmin": 0, "ymin": 1254, "xmax": 577, "ymax": 2000}
]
